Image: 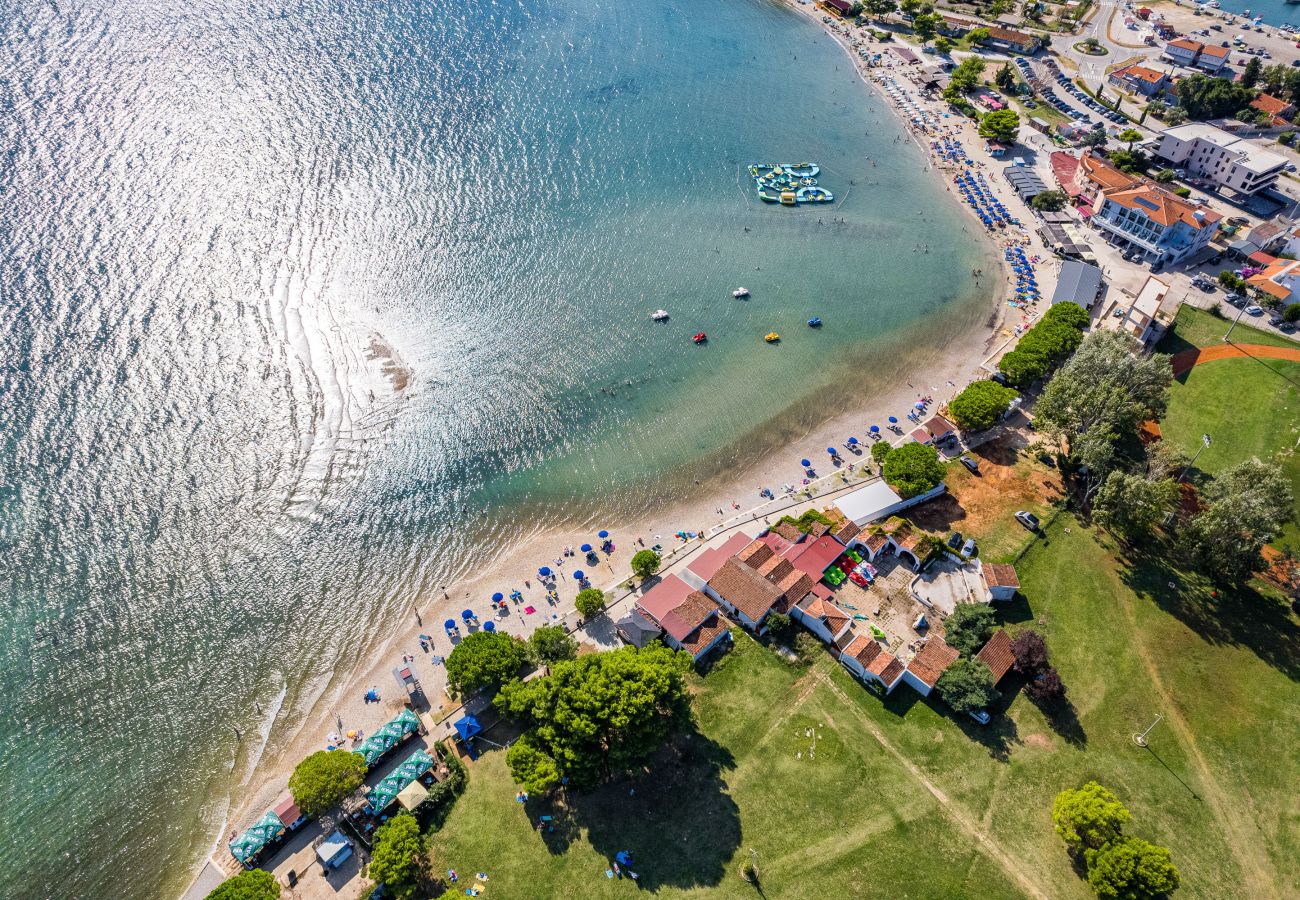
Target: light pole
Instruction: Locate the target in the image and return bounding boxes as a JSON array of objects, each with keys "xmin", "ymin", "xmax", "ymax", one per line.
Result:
[
  {"xmin": 1223, "ymin": 297, "xmax": 1249, "ymax": 343},
  {"xmin": 1178, "ymin": 433, "xmax": 1211, "ymax": 484},
  {"xmin": 1133, "ymin": 714, "xmax": 1163, "ymax": 747}
]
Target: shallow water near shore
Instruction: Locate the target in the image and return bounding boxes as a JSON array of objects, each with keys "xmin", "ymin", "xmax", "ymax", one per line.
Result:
[{"xmin": 0, "ymin": 0, "xmax": 995, "ymax": 896}]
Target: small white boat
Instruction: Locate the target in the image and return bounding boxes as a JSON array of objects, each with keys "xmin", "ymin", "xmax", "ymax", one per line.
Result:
[
  {"xmin": 651, "ymin": 309, "xmax": 669, "ymax": 321},
  {"xmin": 732, "ymin": 287, "xmax": 750, "ymax": 298}
]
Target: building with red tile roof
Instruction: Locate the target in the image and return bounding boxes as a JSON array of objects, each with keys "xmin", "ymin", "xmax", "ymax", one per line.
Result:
[
  {"xmin": 1250, "ymin": 93, "xmax": 1296, "ymax": 125},
  {"xmin": 706, "ymin": 557, "xmax": 787, "ymax": 632},
  {"xmin": 837, "ymin": 630, "xmax": 907, "ymax": 692},
  {"xmin": 1107, "ymin": 64, "xmax": 1171, "ymax": 97},
  {"xmin": 793, "ymin": 593, "xmax": 852, "ymax": 645},
  {"xmin": 685, "ymin": 531, "xmax": 758, "ymax": 589},
  {"xmin": 901, "ymin": 637, "xmax": 960, "ymax": 697},
  {"xmin": 635, "ymin": 580, "xmax": 732, "ymax": 662},
  {"xmin": 975, "ymin": 629, "xmax": 1016, "ymax": 685},
  {"xmin": 785, "ymin": 533, "xmax": 845, "ymax": 579},
  {"xmin": 980, "ymin": 563, "xmax": 1020, "ymax": 601}
]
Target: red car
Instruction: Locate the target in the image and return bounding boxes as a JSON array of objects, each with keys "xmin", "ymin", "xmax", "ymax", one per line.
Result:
[{"xmin": 849, "ymin": 571, "xmax": 870, "ymax": 589}]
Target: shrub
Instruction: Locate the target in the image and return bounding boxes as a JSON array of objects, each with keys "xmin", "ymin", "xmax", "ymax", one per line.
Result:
[
  {"xmin": 997, "ymin": 302, "xmax": 1088, "ymax": 388},
  {"xmin": 575, "ymin": 587, "xmax": 606, "ymax": 619},
  {"xmin": 777, "ymin": 509, "xmax": 834, "ymax": 534},
  {"xmin": 948, "ymin": 380, "xmax": 1018, "ymax": 432},
  {"xmin": 942, "ymin": 602, "xmax": 997, "ymax": 655},
  {"xmin": 289, "ymin": 750, "xmax": 366, "ymax": 817},
  {"xmin": 881, "ymin": 442, "xmax": 946, "ymax": 498},
  {"xmin": 630, "ymin": 549, "xmax": 661, "ymax": 579},
  {"xmin": 1284, "ymin": 303, "xmax": 1300, "ymax": 323},
  {"xmin": 445, "ymin": 630, "xmax": 529, "ymax": 694},
  {"xmin": 1085, "ymin": 836, "xmax": 1180, "ymax": 899},
  {"xmin": 368, "ymin": 813, "xmax": 425, "ymax": 900},
  {"xmin": 762, "ymin": 611, "xmax": 792, "ymax": 636},
  {"xmin": 871, "ymin": 441, "xmax": 893, "ymax": 465}
]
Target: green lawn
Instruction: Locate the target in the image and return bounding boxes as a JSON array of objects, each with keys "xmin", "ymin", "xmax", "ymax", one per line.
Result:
[
  {"xmin": 426, "ymin": 519, "xmax": 1300, "ymax": 899},
  {"xmin": 1157, "ymin": 306, "xmax": 1300, "ymax": 552},
  {"xmin": 1158, "ymin": 304, "xmax": 1299, "ymax": 355}
]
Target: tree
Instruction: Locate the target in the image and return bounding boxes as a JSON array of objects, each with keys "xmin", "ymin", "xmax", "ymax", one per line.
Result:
[
  {"xmin": 1080, "ymin": 129, "xmax": 1109, "ymax": 150},
  {"xmin": 445, "ymin": 630, "xmax": 529, "ymax": 694},
  {"xmin": 1284, "ymin": 302, "xmax": 1300, "ymax": 323},
  {"xmin": 864, "ymin": 0, "xmax": 897, "ymax": 18},
  {"xmin": 934, "ymin": 36, "xmax": 954, "ymax": 54},
  {"xmin": 1023, "ymin": 1, "xmax": 1045, "ymax": 23},
  {"xmin": 997, "ymin": 302, "xmax": 1089, "ymax": 388},
  {"xmin": 1117, "ymin": 128, "xmax": 1142, "ymax": 150},
  {"xmin": 968, "ymin": 26, "xmax": 991, "ymax": 45},
  {"xmin": 948, "ymin": 380, "xmax": 1018, "ymax": 432},
  {"xmin": 882, "ymin": 442, "xmax": 946, "ymax": 498},
  {"xmin": 1026, "ymin": 667, "xmax": 1066, "ymax": 704},
  {"xmin": 1052, "ymin": 781, "xmax": 1131, "ymax": 853},
  {"xmin": 871, "ymin": 440, "xmax": 893, "ymax": 465},
  {"xmin": 942, "ymin": 601, "xmax": 997, "ymax": 655},
  {"xmin": 763, "ymin": 610, "xmax": 793, "ymax": 636},
  {"xmin": 1182, "ymin": 460, "xmax": 1295, "ymax": 583},
  {"xmin": 979, "ymin": 109, "xmax": 1021, "ymax": 143},
  {"xmin": 575, "ymin": 586, "xmax": 606, "ymax": 618},
  {"xmin": 1010, "ymin": 629, "xmax": 1049, "ymax": 675},
  {"xmin": 1164, "ymin": 105, "xmax": 1188, "ymax": 126},
  {"xmin": 495, "ymin": 643, "xmax": 693, "ymax": 790},
  {"xmin": 630, "ymin": 549, "xmax": 661, "ymax": 580},
  {"xmin": 1031, "ymin": 189, "xmax": 1068, "ymax": 212},
  {"xmin": 989, "ymin": 0, "xmax": 1012, "ymax": 13},
  {"xmin": 1108, "ymin": 149, "xmax": 1147, "ymax": 174},
  {"xmin": 1218, "ymin": 269, "xmax": 1246, "ymax": 292},
  {"xmin": 899, "ymin": 0, "xmax": 928, "ymax": 16},
  {"xmin": 1145, "ymin": 441, "xmax": 1189, "ymax": 482},
  {"xmin": 504, "ymin": 732, "xmax": 562, "ymax": 794},
  {"xmin": 1242, "ymin": 56, "xmax": 1263, "ymax": 89},
  {"xmin": 529, "ymin": 624, "xmax": 578, "ymax": 664},
  {"xmin": 1093, "ymin": 471, "xmax": 1179, "ymax": 540},
  {"xmin": 995, "ymin": 63, "xmax": 1016, "ymax": 92},
  {"xmin": 1085, "ymin": 836, "xmax": 1180, "ymax": 900},
  {"xmin": 913, "ymin": 11, "xmax": 943, "ymax": 43},
  {"xmin": 949, "ymin": 56, "xmax": 987, "ymax": 94},
  {"xmin": 368, "ymin": 813, "xmax": 425, "ymax": 900},
  {"xmin": 289, "ymin": 750, "xmax": 367, "ymax": 817},
  {"xmin": 1153, "ymin": 168, "xmax": 1176, "ymax": 183},
  {"xmin": 206, "ymin": 870, "xmax": 280, "ymax": 900},
  {"xmin": 1175, "ymin": 74, "xmax": 1255, "ymax": 121},
  {"xmin": 936, "ymin": 658, "xmax": 998, "ymax": 713}
]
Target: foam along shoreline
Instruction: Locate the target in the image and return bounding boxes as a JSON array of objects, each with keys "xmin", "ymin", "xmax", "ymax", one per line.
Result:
[{"xmin": 182, "ymin": 14, "xmax": 1051, "ymax": 900}]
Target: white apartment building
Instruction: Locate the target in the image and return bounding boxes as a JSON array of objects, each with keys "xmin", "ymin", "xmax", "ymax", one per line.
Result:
[{"xmin": 1155, "ymin": 123, "xmax": 1288, "ymax": 196}]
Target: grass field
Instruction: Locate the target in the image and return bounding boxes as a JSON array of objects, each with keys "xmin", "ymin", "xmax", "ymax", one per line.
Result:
[
  {"xmin": 426, "ymin": 518, "xmax": 1300, "ymax": 899},
  {"xmin": 1158, "ymin": 304, "xmax": 1298, "ymax": 355},
  {"xmin": 1157, "ymin": 306, "xmax": 1300, "ymax": 552}
]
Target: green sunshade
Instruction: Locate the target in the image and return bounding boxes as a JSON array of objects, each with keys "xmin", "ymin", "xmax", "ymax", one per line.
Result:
[
  {"xmin": 351, "ymin": 708, "xmax": 420, "ymax": 768},
  {"xmin": 228, "ymin": 810, "xmax": 285, "ymax": 865},
  {"xmin": 366, "ymin": 748, "xmax": 434, "ymax": 813}
]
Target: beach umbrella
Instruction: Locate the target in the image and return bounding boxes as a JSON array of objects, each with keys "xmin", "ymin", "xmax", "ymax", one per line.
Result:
[
  {"xmin": 914, "ymin": 402, "xmax": 925, "ymax": 410},
  {"xmin": 800, "ymin": 458, "xmax": 811, "ymax": 468},
  {"xmin": 444, "ymin": 619, "xmax": 456, "ymax": 630},
  {"xmin": 847, "ymin": 436, "xmax": 859, "ymax": 446},
  {"xmin": 888, "ymin": 416, "xmax": 898, "ymax": 424},
  {"xmin": 462, "ymin": 609, "xmax": 475, "ymax": 621},
  {"xmin": 538, "ymin": 566, "xmax": 551, "ymax": 577},
  {"xmin": 869, "ymin": 425, "xmax": 880, "ymax": 434},
  {"xmin": 483, "ymin": 621, "xmax": 496, "ymax": 632},
  {"xmin": 827, "ymin": 447, "xmax": 837, "ymax": 456},
  {"xmin": 492, "ymin": 592, "xmax": 504, "ymax": 603},
  {"xmin": 574, "ymin": 569, "xmax": 585, "ymax": 580},
  {"xmin": 598, "ymin": 530, "xmax": 610, "ymax": 539},
  {"xmin": 580, "ymin": 543, "xmax": 592, "ymax": 553}
]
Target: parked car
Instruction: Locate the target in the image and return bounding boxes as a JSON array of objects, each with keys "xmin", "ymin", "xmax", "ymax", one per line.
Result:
[
  {"xmin": 1270, "ymin": 313, "xmax": 1285, "ymax": 326},
  {"xmin": 1015, "ymin": 510, "xmax": 1041, "ymax": 531},
  {"xmin": 1245, "ymin": 304, "xmax": 1264, "ymax": 316},
  {"xmin": 960, "ymin": 455, "xmax": 980, "ymax": 474},
  {"xmin": 1226, "ymin": 293, "xmax": 1246, "ymax": 308},
  {"xmin": 948, "ymin": 531, "xmax": 963, "ymax": 550},
  {"xmin": 1281, "ymin": 322, "xmax": 1297, "ymax": 333},
  {"xmin": 968, "ymin": 709, "xmax": 991, "ymax": 725},
  {"xmin": 849, "ymin": 571, "xmax": 870, "ymax": 588},
  {"xmin": 991, "ymin": 371, "xmax": 1010, "ymax": 387},
  {"xmin": 962, "ymin": 538, "xmax": 978, "ymax": 557}
]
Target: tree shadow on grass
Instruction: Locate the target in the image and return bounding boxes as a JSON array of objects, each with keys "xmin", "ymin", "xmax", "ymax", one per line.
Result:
[
  {"xmin": 907, "ymin": 494, "xmax": 968, "ymax": 533},
  {"xmin": 1116, "ymin": 541, "xmax": 1300, "ymax": 682},
  {"xmin": 530, "ymin": 727, "xmax": 740, "ymax": 891},
  {"xmin": 924, "ymin": 693, "xmax": 1021, "ymax": 763}
]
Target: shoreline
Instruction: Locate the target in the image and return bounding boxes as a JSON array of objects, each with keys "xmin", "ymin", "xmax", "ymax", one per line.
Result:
[{"xmin": 180, "ymin": 8, "xmax": 1056, "ymax": 898}]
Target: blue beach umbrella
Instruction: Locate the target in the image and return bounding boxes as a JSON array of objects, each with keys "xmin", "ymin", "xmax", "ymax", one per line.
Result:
[
  {"xmin": 847, "ymin": 436, "xmax": 859, "ymax": 446},
  {"xmin": 444, "ymin": 619, "xmax": 456, "ymax": 631},
  {"xmin": 869, "ymin": 425, "xmax": 880, "ymax": 434},
  {"xmin": 598, "ymin": 530, "xmax": 610, "ymax": 539},
  {"xmin": 492, "ymin": 592, "xmax": 504, "ymax": 602},
  {"xmin": 888, "ymin": 416, "xmax": 898, "ymax": 424},
  {"xmin": 483, "ymin": 621, "xmax": 496, "ymax": 632},
  {"xmin": 573, "ymin": 570, "xmax": 585, "ymax": 581},
  {"xmin": 800, "ymin": 458, "xmax": 811, "ymax": 468},
  {"xmin": 539, "ymin": 566, "xmax": 551, "ymax": 577},
  {"xmin": 827, "ymin": 447, "xmax": 837, "ymax": 456},
  {"xmin": 580, "ymin": 543, "xmax": 592, "ymax": 553},
  {"xmin": 462, "ymin": 609, "xmax": 475, "ymax": 621}
]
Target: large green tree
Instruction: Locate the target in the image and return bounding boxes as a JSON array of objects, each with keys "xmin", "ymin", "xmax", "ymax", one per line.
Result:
[
  {"xmin": 949, "ymin": 56, "xmax": 987, "ymax": 94},
  {"xmin": 206, "ymin": 869, "xmax": 280, "ymax": 900},
  {"xmin": 864, "ymin": 0, "xmax": 897, "ymax": 19},
  {"xmin": 630, "ymin": 549, "xmax": 662, "ymax": 579},
  {"xmin": 445, "ymin": 630, "xmax": 529, "ymax": 695},
  {"xmin": 1242, "ymin": 56, "xmax": 1263, "ymax": 89},
  {"xmin": 979, "ymin": 109, "xmax": 1021, "ymax": 143},
  {"xmin": 289, "ymin": 749, "xmax": 367, "ymax": 817},
  {"xmin": 882, "ymin": 442, "xmax": 946, "ymax": 498},
  {"xmin": 942, "ymin": 602, "xmax": 997, "ymax": 655},
  {"xmin": 948, "ymin": 380, "xmax": 1017, "ymax": 432},
  {"xmin": 368, "ymin": 813, "xmax": 425, "ymax": 900},
  {"xmin": 529, "ymin": 624, "xmax": 578, "ymax": 664},
  {"xmin": 1085, "ymin": 836, "xmax": 1181, "ymax": 899},
  {"xmin": 1181, "ymin": 460, "xmax": 1294, "ymax": 583},
  {"xmin": 913, "ymin": 10, "xmax": 943, "ymax": 43},
  {"xmin": 1093, "ymin": 471, "xmax": 1179, "ymax": 540},
  {"xmin": 575, "ymin": 587, "xmax": 606, "ymax": 619},
  {"xmin": 1175, "ymin": 74, "xmax": 1255, "ymax": 120},
  {"xmin": 935, "ymin": 658, "xmax": 998, "ymax": 713},
  {"xmin": 495, "ymin": 643, "xmax": 693, "ymax": 791},
  {"xmin": 1053, "ymin": 781, "xmax": 1131, "ymax": 853}
]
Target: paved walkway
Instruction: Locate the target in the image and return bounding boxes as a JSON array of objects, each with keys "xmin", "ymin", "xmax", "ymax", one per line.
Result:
[{"xmin": 1170, "ymin": 343, "xmax": 1300, "ymax": 378}]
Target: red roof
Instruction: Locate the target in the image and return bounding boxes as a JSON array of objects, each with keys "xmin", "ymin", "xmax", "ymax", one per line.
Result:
[
  {"xmin": 1248, "ymin": 251, "xmax": 1279, "ymax": 266},
  {"xmin": 1050, "ymin": 152, "xmax": 1083, "ymax": 197},
  {"xmin": 661, "ymin": 591, "xmax": 723, "ymax": 643},
  {"xmin": 907, "ymin": 638, "xmax": 960, "ymax": 687},
  {"xmin": 786, "ymin": 534, "xmax": 845, "ymax": 577},
  {"xmin": 689, "ymin": 532, "xmax": 757, "ymax": 582},
  {"xmin": 637, "ymin": 574, "xmax": 694, "ymax": 626},
  {"xmin": 273, "ymin": 793, "xmax": 302, "ymax": 827},
  {"xmin": 975, "ymin": 629, "xmax": 1016, "ymax": 684}
]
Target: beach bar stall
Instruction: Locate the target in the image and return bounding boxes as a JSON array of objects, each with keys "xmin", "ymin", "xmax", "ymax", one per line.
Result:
[
  {"xmin": 228, "ymin": 810, "xmax": 286, "ymax": 869},
  {"xmin": 351, "ymin": 708, "xmax": 421, "ymax": 769},
  {"xmin": 365, "ymin": 747, "xmax": 436, "ymax": 815}
]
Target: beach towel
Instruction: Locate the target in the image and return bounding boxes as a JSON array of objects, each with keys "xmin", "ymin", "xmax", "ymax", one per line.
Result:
[{"xmin": 524, "ymin": 606, "xmax": 536, "ymax": 615}]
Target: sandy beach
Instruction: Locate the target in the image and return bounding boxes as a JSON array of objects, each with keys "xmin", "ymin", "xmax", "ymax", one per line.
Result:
[{"xmin": 187, "ymin": 8, "xmax": 1060, "ymax": 895}]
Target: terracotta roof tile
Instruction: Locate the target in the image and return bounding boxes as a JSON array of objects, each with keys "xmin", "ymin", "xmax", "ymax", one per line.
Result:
[
  {"xmin": 772, "ymin": 521, "xmax": 804, "ymax": 542},
  {"xmin": 758, "ymin": 555, "xmax": 795, "ymax": 583},
  {"xmin": 1102, "ymin": 183, "xmax": 1219, "ymax": 230},
  {"xmin": 874, "ymin": 657, "xmax": 905, "ymax": 685},
  {"xmin": 660, "ymin": 590, "xmax": 722, "ymax": 642},
  {"xmin": 677, "ymin": 611, "xmax": 731, "ymax": 657},
  {"xmin": 975, "ymin": 629, "xmax": 1015, "ymax": 684},
  {"xmin": 982, "ymin": 563, "xmax": 1020, "ymax": 589},
  {"xmin": 865, "ymin": 533, "xmax": 889, "ymax": 552},
  {"xmin": 738, "ymin": 540, "xmax": 774, "ymax": 568},
  {"xmin": 907, "ymin": 638, "xmax": 960, "ymax": 687},
  {"xmin": 843, "ymin": 633, "xmax": 883, "ymax": 667},
  {"xmin": 707, "ymin": 558, "xmax": 783, "ymax": 624}
]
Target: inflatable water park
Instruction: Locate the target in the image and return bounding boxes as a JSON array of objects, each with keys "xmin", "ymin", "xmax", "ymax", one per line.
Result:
[{"xmin": 749, "ymin": 162, "xmax": 833, "ymax": 206}]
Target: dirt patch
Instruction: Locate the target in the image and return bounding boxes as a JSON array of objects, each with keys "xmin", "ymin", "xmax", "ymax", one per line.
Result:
[
  {"xmin": 1171, "ymin": 343, "xmax": 1300, "ymax": 378},
  {"xmin": 1138, "ymin": 419, "xmax": 1161, "ymax": 445},
  {"xmin": 1259, "ymin": 545, "xmax": 1300, "ymax": 595},
  {"xmin": 1024, "ymin": 733, "xmax": 1053, "ymax": 750},
  {"xmin": 908, "ymin": 433, "xmax": 1063, "ymax": 536}
]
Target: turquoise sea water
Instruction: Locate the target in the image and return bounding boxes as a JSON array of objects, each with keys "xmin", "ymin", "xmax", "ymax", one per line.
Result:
[
  {"xmin": 0, "ymin": 1, "xmax": 996, "ymax": 896},
  {"xmin": 1197, "ymin": 0, "xmax": 1300, "ymax": 26}
]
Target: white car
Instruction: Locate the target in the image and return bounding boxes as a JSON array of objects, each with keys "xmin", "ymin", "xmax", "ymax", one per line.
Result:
[{"xmin": 1245, "ymin": 305, "xmax": 1264, "ymax": 316}]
